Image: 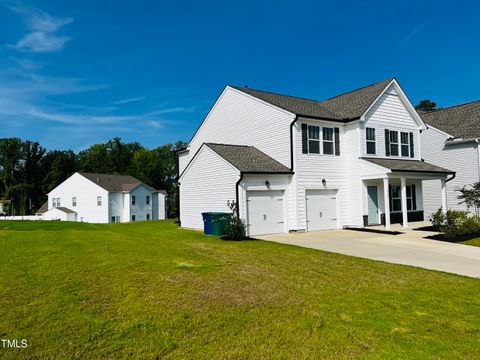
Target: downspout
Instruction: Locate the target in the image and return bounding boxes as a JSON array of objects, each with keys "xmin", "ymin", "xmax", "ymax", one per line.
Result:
[
  {"xmin": 235, "ymin": 173, "xmax": 244, "ymax": 218},
  {"xmin": 290, "ymin": 115, "xmax": 299, "ymax": 230}
]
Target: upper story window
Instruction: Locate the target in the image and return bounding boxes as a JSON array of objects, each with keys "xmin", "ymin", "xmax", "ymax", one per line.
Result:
[
  {"xmin": 132, "ymin": 196, "xmax": 136, "ymax": 205},
  {"xmin": 366, "ymin": 128, "xmax": 376, "ymax": 155},
  {"xmin": 323, "ymin": 127, "xmax": 334, "ymax": 155},
  {"xmin": 52, "ymin": 198, "xmax": 56, "ymax": 208},
  {"xmin": 302, "ymin": 124, "xmax": 340, "ymax": 156},
  {"xmin": 385, "ymin": 129, "xmax": 415, "ymax": 158},
  {"xmin": 308, "ymin": 125, "xmax": 320, "ymax": 154},
  {"xmin": 389, "ymin": 131, "xmax": 399, "ymax": 156},
  {"xmin": 146, "ymin": 195, "xmax": 150, "ymax": 205},
  {"xmin": 72, "ymin": 197, "xmax": 77, "ymax": 207},
  {"xmin": 97, "ymin": 196, "xmax": 102, "ymax": 206}
]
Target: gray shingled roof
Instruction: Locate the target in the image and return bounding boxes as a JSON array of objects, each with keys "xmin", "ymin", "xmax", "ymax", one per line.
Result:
[
  {"xmin": 36, "ymin": 201, "xmax": 48, "ymax": 214},
  {"xmin": 361, "ymin": 157, "xmax": 454, "ymax": 174},
  {"xmin": 420, "ymin": 100, "xmax": 480, "ymax": 139},
  {"xmin": 55, "ymin": 207, "xmax": 77, "ymax": 214},
  {"xmin": 79, "ymin": 172, "xmax": 166, "ymax": 194},
  {"xmin": 231, "ymin": 78, "xmax": 393, "ymax": 121},
  {"xmin": 205, "ymin": 143, "xmax": 292, "ymax": 173}
]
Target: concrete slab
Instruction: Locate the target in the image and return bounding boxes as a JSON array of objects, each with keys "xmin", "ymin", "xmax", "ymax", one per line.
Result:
[{"xmin": 258, "ymin": 224, "xmax": 480, "ymax": 278}]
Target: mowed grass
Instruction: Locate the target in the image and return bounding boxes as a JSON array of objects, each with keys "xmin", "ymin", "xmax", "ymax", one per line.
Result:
[{"xmin": 1, "ymin": 221, "xmax": 480, "ymax": 359}]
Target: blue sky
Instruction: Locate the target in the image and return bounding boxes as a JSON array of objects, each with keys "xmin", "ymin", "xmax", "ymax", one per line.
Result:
[{"xmin": 0, "ymin": 0, "xmax": 479, "ymax": 151}]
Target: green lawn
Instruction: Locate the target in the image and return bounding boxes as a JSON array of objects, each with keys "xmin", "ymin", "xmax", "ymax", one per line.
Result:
[
  {"xmin": 461, "ymin": 237, "xmax": 480, "ymax": 247},
  {"xmin": 1, "ymin": 221, "xmax": 480, "ymax": 359}
]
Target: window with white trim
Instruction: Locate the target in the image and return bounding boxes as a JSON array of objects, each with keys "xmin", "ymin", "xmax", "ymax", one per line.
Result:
[
  {"xmin": 72, "ymin": 197, "xmax": 77, "ymax": 207},
  {"xmin": 390, "ymin": 185, "xmax": 414, "ymax": 212},
  {"xmin": 389, "ymin": 131, "xmax": 399, "ymax": 156},
  {"xmin": 366, "ymin": 128, "xmax": 376, "ymax": 155},
  {"xmin": 56, "ymin": 198, "xmax": 61, "ymax": 207},
  {"xmin": 132, "ymin": 196, "xmax": 136, "ymax": 205},
  {"xmin": 146, "ymin": 195, "xmax": 150, "ymax": 205},
  {"xmin": 131, "ymin": 214, "xmax": 136, "ymax": 222},
  {"xmin": 323, "ymin": 127, "xmax": 334, "ymax": 155},
  {"xmin": 401, "ymin": 132, "xmax": 410, "ymax": 157},
  {"xmin": 97, "ymin": 196, "xmax": 102, "ymax": 206},
  {"xmin": 308, "ymin": 125, "xmax": 320, "ymax": 154},
  {"xmin": 52, "ymin": 198, "xmax": 56, "ymax": 207}
]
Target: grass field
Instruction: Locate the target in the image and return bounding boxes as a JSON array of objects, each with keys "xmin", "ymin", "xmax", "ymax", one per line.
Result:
[{"xmin": 1, "ymin": 220, "xmax": 480, "ymax": 359}]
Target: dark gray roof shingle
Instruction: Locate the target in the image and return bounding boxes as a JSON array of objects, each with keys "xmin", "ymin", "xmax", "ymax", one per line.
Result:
[
  {"xmin": 361, "ymin": 157, "xmax": 454, "ymax": 174},
  {"xmin": 231, "ymin": 78, "xmax": 394, "ymax": 121},
  {"xmin": 205, "ymin": 143, "xmax": 292, "ymax": 173},
  {"xmin": 78, "ymin": 172, "xmax": 166, "ymax": 194},
  {"xmin": 55, "ymin": 207, "xmax": 77, "ymax": 214},
  {"xmin": 420, "ymin": 100, "xmax": 480, "ymax": 139},
  {"xmin": 36, "ymin": 201, "xmax": 48, "ymax": 214}
]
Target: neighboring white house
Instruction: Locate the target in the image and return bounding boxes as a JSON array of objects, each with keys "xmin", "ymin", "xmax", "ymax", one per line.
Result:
[
  {"xmin": 178, "ymin": 78, "xmax": 454, "ymax": 236},
  {"xmin": 420, "ymin": 101, "xmax": 480, "ymax": 217},
  {"xmin": 36, "ymin": 172, "xmax": 167, "ymax": 223}
]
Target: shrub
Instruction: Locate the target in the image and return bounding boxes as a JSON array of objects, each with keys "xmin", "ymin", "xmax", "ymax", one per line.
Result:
[
  {"xmin": 225, "ymin": 201, "xmax": 246, "ymax": 241},
  {"xmin": 431, "ymin": 208, "xmax": 446, "ymax": 229},
  {"xmin": 437, "ymin": 210, "xmax": 480, "ymax": 239}
]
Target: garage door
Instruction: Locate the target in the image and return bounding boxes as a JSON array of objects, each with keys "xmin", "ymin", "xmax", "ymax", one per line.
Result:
[
  {"xmin": 246, "ymin": 190, "xmax": 285, "ymax": 236},
  {"xmin": 306, "ymin": 189, "xmax": 338, "ymax": 231}
]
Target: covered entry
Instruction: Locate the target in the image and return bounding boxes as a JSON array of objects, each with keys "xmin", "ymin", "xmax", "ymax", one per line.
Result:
[
  {"xmin": 246, "ymin": 190, "xmax": 285, "ymax": 236},
  {"xmin": 306, "ymin": 189, "xmax": 338, "ymax": 231}
]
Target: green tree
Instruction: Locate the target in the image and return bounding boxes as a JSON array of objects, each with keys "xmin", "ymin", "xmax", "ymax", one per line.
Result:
[
  {"xmin": 415, "ymin": 99, "xmax": 438, "ymax": 112},
  {"xmin": 41, "ymin": 150, "xmax": 77, "ymax": 194}
]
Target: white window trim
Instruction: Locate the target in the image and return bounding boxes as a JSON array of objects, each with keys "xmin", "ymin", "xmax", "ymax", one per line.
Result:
[
  {"xmin": 389, "ymin": 131, "xmax": 399, "ymax": 157},
  {"xmin": 97, "ymin": 196, "xmax": 102, "ymax": 206},
  {"xmin": 390, "ymin": 185, "xmax": 414, "ymax": 213},
  {"xmin": 322, "ymin": 127, "xmax": 335, "ymax": 155},
  {"xmin": 400, "ymin": 132, "xmax": 410, "ymax": 157},
  {"xmin": 305, "ymin": 125, "xmax": 337, "ymax": 156},
  {"xmin": 72, "ymin": 197, "xmax": 77, "ymax": 207},
  {"xmin": 366, "ymin": 127, "xmax": 376, "ymax": 155}
]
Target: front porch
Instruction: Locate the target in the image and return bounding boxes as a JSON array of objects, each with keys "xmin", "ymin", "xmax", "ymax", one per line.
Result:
[{"xmin": 360, "ymin": 157, "xmax": 454, "ymax": 230}]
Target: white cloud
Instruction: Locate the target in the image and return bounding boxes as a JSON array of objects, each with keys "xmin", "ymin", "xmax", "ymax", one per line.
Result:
[
  {"xmin": 113, "ymin": 96, "xmax": 147, "ymax": 105},
  {"xmin": 7, "ymin": 5, "xmax": 73, "ymax": 52}
]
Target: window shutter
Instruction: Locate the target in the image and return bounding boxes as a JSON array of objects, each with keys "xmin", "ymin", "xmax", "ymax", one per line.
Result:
[
  {"xmin": 409, "ymin": 132, "xmax": 414, "ymax": 158},
  {"xmin": 385, "ymin": 129, "xmax": 390, "ymax": 156},
  {"xmin": 334, "ymin": 127, "xmax": 340, "ymax": 156},
  {"xmin": 301, "ymin": 124, "xmax": 308, "ymax": 154},
  {"xmin": 412, "ymin": 184, "xmax": 417, "ymax": 210}
]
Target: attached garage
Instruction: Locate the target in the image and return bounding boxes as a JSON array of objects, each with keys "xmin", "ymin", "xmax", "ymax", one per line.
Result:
[
  {"xmin": 305, "ymin": 189, "xmax": 338, "ymax": 231},
  {"xmin": 246, "ymin": 190, "xmax": 285, "ymax": 236}
]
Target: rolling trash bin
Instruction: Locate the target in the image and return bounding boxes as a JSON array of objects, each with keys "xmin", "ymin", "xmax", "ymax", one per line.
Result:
[{"xmin": 202, "ymin": 212, "xmax": 231, "ymax": 236}]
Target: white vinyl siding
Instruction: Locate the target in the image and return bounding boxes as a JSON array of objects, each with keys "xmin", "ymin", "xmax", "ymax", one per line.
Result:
[
  {"xmin": 361, "ymin": 86, "xmax": 421, "ymax": 159},
  {"xmin": 181, "ymin": 87, "xmax": 294, "ymax": 175},
  {"xmin": 180, "ymin": 146, "xmax": 240, "ymax": 230},
  {"xmin": 421, "ymin": 127, "xmax": 480, "ymax": 216}
]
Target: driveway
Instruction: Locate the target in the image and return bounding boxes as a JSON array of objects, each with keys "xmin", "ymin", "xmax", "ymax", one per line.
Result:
[{"xmin": 258, "ymin": 222, "xmax": 480, "ymax": 278}]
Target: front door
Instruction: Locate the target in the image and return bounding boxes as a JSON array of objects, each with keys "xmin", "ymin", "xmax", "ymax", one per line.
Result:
[{"xmin": 367, "ymin": 186, "xmax": 379, "ymax": 225}]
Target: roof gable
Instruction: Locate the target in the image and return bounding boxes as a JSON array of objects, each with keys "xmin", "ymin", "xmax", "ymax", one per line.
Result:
[{"xmin": 77, "ymin": 172, "xmax": 165, "ymax": 193}]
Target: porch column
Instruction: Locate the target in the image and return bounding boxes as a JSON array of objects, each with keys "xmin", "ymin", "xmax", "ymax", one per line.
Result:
[
  {"xmin": 383, "ymin": 178, "xmax": 391, "ymax": 229},
  {"xmin": 441, "ymin": 178, "xmax": 447, "ymax": 214},
  {"xmin": 401, "ymin": 177, "xmax": 408, "ymax": 228}
]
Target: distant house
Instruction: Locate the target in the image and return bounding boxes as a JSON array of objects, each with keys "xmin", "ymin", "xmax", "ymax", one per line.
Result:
[
  {"xmin": 36, "ymin": 172, "xmax": 167, "ymax": 223},
  {"xmin": 421, "ymin": 101, "xmax": 480, "ymax": 216}
]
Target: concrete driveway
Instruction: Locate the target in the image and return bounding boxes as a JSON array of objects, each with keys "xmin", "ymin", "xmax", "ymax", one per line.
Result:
[{"xmin": 258, "ymin": 222, "xmax": 480, "ymax": 278}]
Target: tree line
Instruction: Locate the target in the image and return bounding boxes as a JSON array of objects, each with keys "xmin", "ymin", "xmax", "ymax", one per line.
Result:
[{"xmin": 0, "ymin": 137, "xmax": 186, "ymax": 217}]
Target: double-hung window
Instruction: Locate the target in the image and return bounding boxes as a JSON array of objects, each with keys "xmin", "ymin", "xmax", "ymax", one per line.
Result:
[
  {"xmin": 132, "ymin": 196, "xmax": 136, "ymax": 205},
  {"xmin": 52, "ymin": 198, "xmax": 57, "ymax": 208},
  {"xmin": 389, "ymin": 131, "xmax": 399, "ymax": 156},
  {"xmin": 72, "ymin": 197, "xmax": 77, "ymax": 207},
  {"xmin": 97, "ymin": 196, "xmax": 102, "ymax": 206},
  {"xmin": 146, "ymin": 195, "xmax": 150, "ymax": 205},
  {"xmin": 390, "ymin": 185, "xmax": 415, "ymax": 212},
  {"xmin": 307, "ymin": 125, "xmax": 320, "ymax": 154},
  {"xmin": 401, "ymin": 132, "xmax": 410, "ymax": 157},
  {"xmin": 323, "ymin": 127, "xmax": 334, "ymax": 155},
  {"xmin": 366, "ymin": 128, "xmax": 376, "ymax": 155}
]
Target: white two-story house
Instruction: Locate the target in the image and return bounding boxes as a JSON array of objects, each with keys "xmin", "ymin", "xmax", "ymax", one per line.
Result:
[
  {"xmin": 37, "ymin": 172, "xmax": 167, "ymax": 223},
  {"xmin": 178, "ymin": 78, "xmax": 454, "ymax": 236}
]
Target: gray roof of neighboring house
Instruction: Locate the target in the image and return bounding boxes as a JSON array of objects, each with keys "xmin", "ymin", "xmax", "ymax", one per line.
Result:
[
  {"xmin": 231, "ymin": 78, "xmax": 394, "ymax": 121},
  {"xmin": 36, "ymin": 201, "xmax": 48, "ymax": 214},
  {"xmin": 420, "ymin": 100, "xmax": 480, "ymax": 139},
  {"xmin": 204, "ymin": 143, "xmax": 292, "ymax": 173},
  {"xmin": 55, "ymin": 207, "xmax": 77, "ymax": 214},
  {"xmin": 361, "ymin": 157, "xmax": 454, "ymax": 174},
  {"xmin": 78, "ymin": 172, "xmax": 166, "ymax": 194}
]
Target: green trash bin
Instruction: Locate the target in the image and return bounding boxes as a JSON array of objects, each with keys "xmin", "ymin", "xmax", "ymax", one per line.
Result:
[{"xmin": 209, "ymin": 212, "xmax": 231, "ymax": 236}]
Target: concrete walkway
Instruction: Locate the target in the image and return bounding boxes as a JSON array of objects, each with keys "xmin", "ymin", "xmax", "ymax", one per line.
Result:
[{"xmin": 258, "ymin": 222, "xmax": 480, "ymax": 278}]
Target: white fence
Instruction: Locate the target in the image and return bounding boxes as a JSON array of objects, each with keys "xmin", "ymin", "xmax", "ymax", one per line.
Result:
[{"xmin": 0, "ymin": 215, "xmax": 43, "ymax": 221}]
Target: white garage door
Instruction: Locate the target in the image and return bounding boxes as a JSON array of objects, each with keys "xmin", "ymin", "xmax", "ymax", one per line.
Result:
[
  {"xmin": 246, "ymin": 190, "xmax": 285, "ymax": 236},
  {"xmin": 306, "ymin": 189, "xmax": 338, "ymax": 231}
]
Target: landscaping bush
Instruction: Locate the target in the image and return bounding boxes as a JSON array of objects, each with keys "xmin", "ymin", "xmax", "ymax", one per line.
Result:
[
  {"xmin": 431, "ymin": 208, "xmax": 480, "ymax": 239},
  {"xmin": 224, "ymin": 201, "xmax": 247, "ymax": 241}
]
